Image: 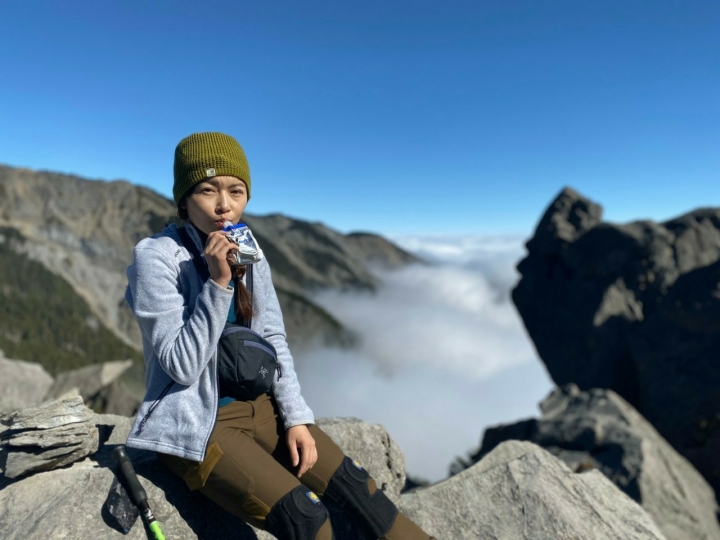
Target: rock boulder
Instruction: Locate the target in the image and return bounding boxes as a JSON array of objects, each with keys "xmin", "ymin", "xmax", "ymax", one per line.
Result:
[
  {"xmin": 0, "ymin": 411, "xmax": 669, "ymax": 539},
  {"xmin": 0, "ymin": 394, "xmax": 98, "ymax": 479},
  {"xmin": 316, "ymin": 417, "xmax": 405, "ymax": 501},
  {"xmin": 0, "ymin": 352, "xmax": 54, "ymax": 413},
  {"xmin": 0, "ymin": 414, "xmax": 407, "ymax": 539},
  {"xmin": 44, "ymin": 359, "xmax": 139, "ymax": 415},
  {"xmin": 457, "ymin": 385, "xmax": 720, "ymax": 540},
  {"xmin": 401, "ymin": 440, "xmax": 666, "ymax": 540},
  {"xmin": 512, "ymin": 187, "xmax": 720, "ymax": 493}
]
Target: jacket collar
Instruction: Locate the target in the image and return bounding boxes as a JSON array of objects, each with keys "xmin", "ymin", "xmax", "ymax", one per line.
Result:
[{"xmin": 183, "ymin": 220, "xmax": 206, "ymax": 262}]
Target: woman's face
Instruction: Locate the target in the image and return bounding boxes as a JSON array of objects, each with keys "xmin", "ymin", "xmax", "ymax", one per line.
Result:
[{"xmin": 184, "ymin": 175, "xmax": 248, "ymax": 234}]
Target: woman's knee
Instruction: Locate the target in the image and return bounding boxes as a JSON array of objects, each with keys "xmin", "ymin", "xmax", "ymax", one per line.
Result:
[
  {"xmin": 324, "ymin": 456, "xmax": 398, "ymax": 538},
  {"xmin": 265, "ymin": 485, "xmax": 333, "ymax": 540}
]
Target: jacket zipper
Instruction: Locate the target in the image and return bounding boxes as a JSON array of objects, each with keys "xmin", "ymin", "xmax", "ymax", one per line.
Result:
[
  {"xmin": 202, "ymin": 351, "xmax": 220, "ymax": 458},
  {"xmin": 136, "ymin": 380, "xmax": 175, "ymax": 435}
]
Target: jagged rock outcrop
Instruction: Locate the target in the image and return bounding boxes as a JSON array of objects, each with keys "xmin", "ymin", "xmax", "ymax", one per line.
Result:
[
  {"xmin": 512, "ymin": 187, "xmax": 720, "ymax": 493},
  {"xmin": 402, "ymin": 440, "xmax": 667, "ymax": 540},
  {"xmin": 455, "ymin": 385, "xmax": 720, "ymax": 540},
  {"xmin": 0, "ymin": 394, "xmax": 98, "ymax": 479},
  {"xmin": 0, "ymin": 165, "xmax": 419, "ymax": 361},
  {"xmin": 0, "ymin": 412, "xmax": 667, "ymax": 540},
  {"xmin": 0, "ymin": 351, "xmax": 53, "ymax": 413}
]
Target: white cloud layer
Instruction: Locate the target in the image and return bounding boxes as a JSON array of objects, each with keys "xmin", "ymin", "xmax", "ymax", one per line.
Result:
[
  {"xmin": 294, "ymin": 233, "xmax": 554, "ymax": 482},
  {"xmin": 311, "ymin": 262, "xmax": 530, "ymax": 380}
]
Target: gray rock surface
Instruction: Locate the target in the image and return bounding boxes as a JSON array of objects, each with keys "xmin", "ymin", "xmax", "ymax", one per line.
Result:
[
  {"xmin": 44, "ymin": 359, "xmax": 140, "ymax": 414},
  {"xmin": 97, "ymin": 378, "xmax": 143, "ymax": 416},
  {"xmin": 0, "ymin": 412, "xmax": 669, "ymax": 539},
  {"xmin": 402, "ymin": 440, "xmax": 667, "ymax": 540},
  {"xmin": 0, "ymin": 394, "xmax": 98, "ymax": 479},
  {"xmin": 458, "ymin": 385, "xmax": 720, "ymax": 540},
  {"xmin": 316, "ymin": 417, "xmax": 406, "ymax": 502},
  {"xmin": 0, "ymin": 414, "xmax": 394, "ymax": 540},
  {"xmin": 45, "ymin": 359, "xmax": 133, "ymax": 400},
  {"xmin": 0, "ymin": 352, "xmax": 54, "ymax": 413},
  {"xmin": 512, "ymin": 186, "xmax": 720, "ymax": 493},
  {"xmin": 1, "ymin": 392, "xmax": 92, "ymax": 431}
]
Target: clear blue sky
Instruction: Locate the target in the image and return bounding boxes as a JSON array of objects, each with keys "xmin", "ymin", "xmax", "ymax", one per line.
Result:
[{"xmin": 1, "ymin": 1, "xmax": 718, "ymax": 235}]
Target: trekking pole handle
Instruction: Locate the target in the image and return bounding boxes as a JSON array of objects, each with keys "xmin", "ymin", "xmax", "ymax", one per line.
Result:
[
  {"xmin": 111, "ymin": 445, "xmax": 166, "ymax": 540},
  {"xmin": 112, "ymin": 445, "xmax": 148, "ymax": 506}
]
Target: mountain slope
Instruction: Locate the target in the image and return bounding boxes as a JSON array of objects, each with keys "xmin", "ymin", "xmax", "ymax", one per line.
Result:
[
  {"xmin": 0, "ymin": 226, "xmax": 144, "ymax": 393},
  {"xmin": 0, "ymin": 164, "xmax": 419, "ymax": 361}
]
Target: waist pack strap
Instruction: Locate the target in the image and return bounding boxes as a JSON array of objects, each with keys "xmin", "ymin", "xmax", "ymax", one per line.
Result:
[{"xmin": 177, "ymin": 226, "xmax": 210, "ymax": 283}]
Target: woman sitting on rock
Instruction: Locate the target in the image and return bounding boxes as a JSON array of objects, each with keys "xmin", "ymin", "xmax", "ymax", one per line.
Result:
[{"xmin": 124, "ymin": 132, "xmax": 435, "ymax": 540}]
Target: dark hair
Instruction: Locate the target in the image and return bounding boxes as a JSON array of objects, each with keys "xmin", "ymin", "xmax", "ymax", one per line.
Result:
[
  {"xmin": 177, "ymin": 195, "xmax": 189, "ymax": 221},
  {"xmin": 177, "ymin": 196, "xmax": 253, "ymax": 323},
  {"xmin": 232, "ymin": 265, "xmax": 254, "ymax": 323}
]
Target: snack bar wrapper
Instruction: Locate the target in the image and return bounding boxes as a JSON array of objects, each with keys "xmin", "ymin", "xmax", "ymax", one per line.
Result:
[{"xmin": 222, "ymin": 221, "xmax": 265, "ymax": 265}]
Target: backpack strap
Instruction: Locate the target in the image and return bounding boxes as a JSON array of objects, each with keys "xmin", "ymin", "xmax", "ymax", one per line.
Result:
[
  {"xmin": 244, "ymin": 263, "xmax": 253, "ymax": 329},
  {"xmin": 177, "ymin": 226, "xmax": 210, "ymax": 283},
  {"xmin": 246, "ymin": 263, "xmax": 253, "ymax": 297}
]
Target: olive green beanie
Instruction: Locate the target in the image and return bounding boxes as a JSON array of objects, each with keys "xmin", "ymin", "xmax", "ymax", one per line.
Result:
[{"xmin": 173, "ymin": 132, "xmax": 251, "ymax": 204}]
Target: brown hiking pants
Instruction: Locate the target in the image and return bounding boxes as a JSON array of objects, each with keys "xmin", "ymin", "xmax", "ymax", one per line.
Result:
[{"xmin": 157, "ymin": 393, "xmax": 432, "ymax": 539}]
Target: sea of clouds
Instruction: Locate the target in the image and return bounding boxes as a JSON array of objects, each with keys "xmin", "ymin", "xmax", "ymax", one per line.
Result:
[{"xmin": 294, "ymin": 233, "xmax": 554, "ymax": 483}]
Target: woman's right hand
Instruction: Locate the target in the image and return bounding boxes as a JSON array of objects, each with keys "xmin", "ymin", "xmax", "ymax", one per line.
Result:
[{"xmin": 204, "ymin": 231, "xmax": 239, "ymax": 289}]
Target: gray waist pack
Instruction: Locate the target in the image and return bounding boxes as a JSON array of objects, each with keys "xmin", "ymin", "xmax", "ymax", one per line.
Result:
[{"xmin": 217, "ymin": 324, "xmax": 280, "ymax": 400}]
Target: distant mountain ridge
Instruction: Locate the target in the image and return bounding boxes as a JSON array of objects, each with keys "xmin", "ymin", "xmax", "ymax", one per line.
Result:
[{"xmin": 0, "ymin": 164, "xmax": 420, "ymax": 381}]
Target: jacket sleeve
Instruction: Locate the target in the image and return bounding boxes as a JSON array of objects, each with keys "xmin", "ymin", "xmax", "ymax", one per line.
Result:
[
  {"xmin": 253, "ymin": 259, "xmax": 315, "ymax": 428},
  {"xmin": 127, "ymin": 244, "xmax": 234, "ymax": 386}
]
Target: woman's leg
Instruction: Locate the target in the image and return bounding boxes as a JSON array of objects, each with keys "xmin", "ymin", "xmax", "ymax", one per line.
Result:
[
  {"xmin": 158, "ymin": 398, "xmax": 334, "ymax": 540},
  {"xmin": 250, "ymin": 396, "xmax": 435, "ymax": 540},
  {"xmin": 305, "ymin": 426, "xmax": 434, "ymax": 540}
]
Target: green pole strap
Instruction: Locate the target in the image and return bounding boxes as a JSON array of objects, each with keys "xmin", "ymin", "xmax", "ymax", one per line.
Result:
[{"xmin": 148, "ymin": 521, "xmax": 166, "ymax": 540}]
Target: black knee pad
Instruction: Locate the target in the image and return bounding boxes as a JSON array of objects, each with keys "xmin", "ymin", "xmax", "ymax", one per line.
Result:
[
  {"xmin": 324, "ymin": 457, "xmax": 398, "ymax": 538},
  {"xmin": 265, "ymin": 485, "xmax": 331, "ymax": 540}
]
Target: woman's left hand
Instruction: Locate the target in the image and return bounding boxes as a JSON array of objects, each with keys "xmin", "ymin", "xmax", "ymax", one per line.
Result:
[{"xmin": 286, "ymin": 425, "xmax": 317, "ymax": 478}]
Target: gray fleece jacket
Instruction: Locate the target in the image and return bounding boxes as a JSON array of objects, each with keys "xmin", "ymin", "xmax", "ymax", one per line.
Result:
[{"xmin": 125, "ymin": 222, "xmax": 314, "ymax": 462}]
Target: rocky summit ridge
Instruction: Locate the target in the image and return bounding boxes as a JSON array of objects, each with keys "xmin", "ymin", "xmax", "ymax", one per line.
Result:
[
  {"xmin": 0, "ymin": 394, "xmax": 668, "ymax": 540},
  {"xmin": 452, "ymin": 384, "xmax": 720, "ymax": 540}
]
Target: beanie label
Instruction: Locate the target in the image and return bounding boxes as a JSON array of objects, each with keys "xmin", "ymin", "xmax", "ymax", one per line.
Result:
[{"xmin": 206, "ymin": 168, "xmax": 216, "ymax": 177}]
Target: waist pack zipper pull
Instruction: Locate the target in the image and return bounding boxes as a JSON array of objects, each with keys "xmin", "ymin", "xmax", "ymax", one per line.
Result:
[{"xmin": 277, "ymin": 363, "xmax": 282, "ymax": 379}]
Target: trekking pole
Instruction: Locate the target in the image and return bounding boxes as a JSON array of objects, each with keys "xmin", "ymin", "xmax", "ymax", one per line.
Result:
[{"xmin": 112, "ymin": 445, "xmax": 167, "ymax": 540}]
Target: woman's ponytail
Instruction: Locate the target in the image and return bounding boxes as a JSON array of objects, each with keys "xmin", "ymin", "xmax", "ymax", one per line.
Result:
[{"xmin": 232, "ymin": 265, "xmax": 253, "ymax": 324}]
